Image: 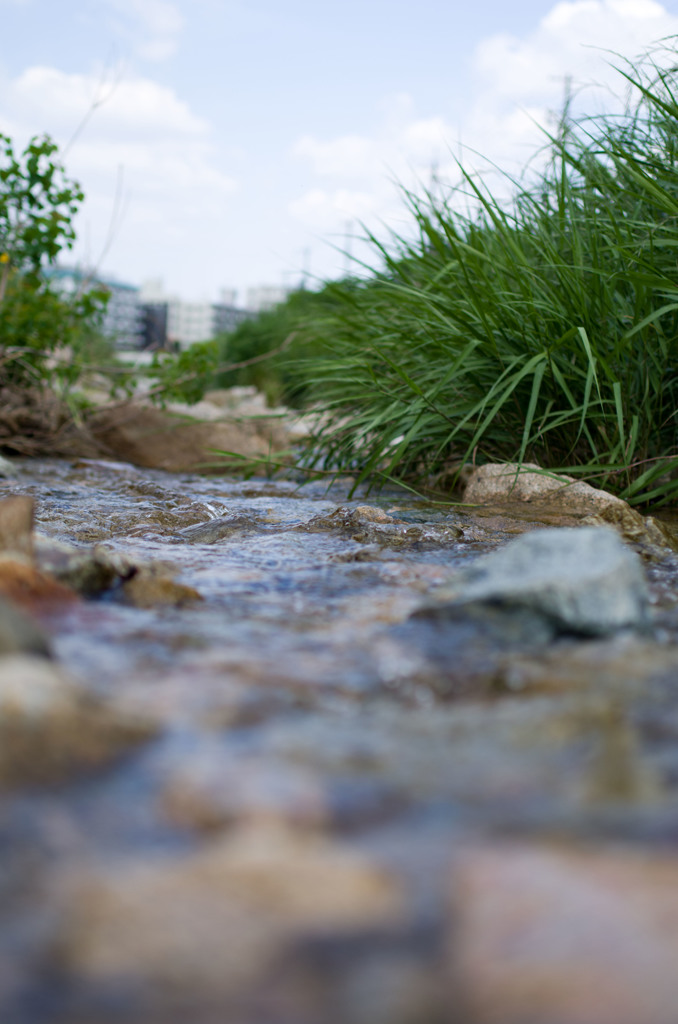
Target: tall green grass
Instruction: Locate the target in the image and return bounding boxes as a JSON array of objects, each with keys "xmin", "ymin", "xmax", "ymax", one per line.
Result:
[{"xmin": 296, "ymin": 45, "xmax": 678, "ymax": 505}]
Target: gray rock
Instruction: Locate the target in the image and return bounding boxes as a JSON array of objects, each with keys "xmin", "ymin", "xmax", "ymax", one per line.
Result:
[
  {"xmin": 298, "ymin": 505, "xmax": 463, "ymax": 547},
  {"xmin": 431, "ymin": 526, "xmax": 649, "ymax": 636},
  {"xmin": 178, "ymin": 511, "xmax": 261, "ymax": 543}
]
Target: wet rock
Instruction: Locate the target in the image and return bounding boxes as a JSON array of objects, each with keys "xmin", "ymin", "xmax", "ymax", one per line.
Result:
[
  {"xmin": 34, "ymin": 534, "xmax": 133, "ymax": 597},
  {"xmin": 88, "ymin": 403, "xmax": 288, "ymax": 474},
  {"xmin": 301, "ymin": 506, "xmax": 398, "ymax": 533},
  {"xmin": 35, "ymin": 534, "xmax": 200, "ymax": 605},
  {"xmin": 299, "ymin": 505, "xmax": 462, "ymax": 548},
  {"xmin": 0, "ymin": 595, "xmax": 51, "ymax": 657},
  {"xmin": 122, "ymin": 569, "xmax": 203, "ymax": 608},
  {"xmin": 177, "ymin": 510, "xmax": 262, "ymax": 543},
  {"xmin": 0, "ymin": 498, "xmax": 131, "ymax": 601},
  {"xmin": 0, "ymin": 655, "xmax": 155, "ymax": 784},
  {"xmin": 426, "ymin": 526, "xmax": 649, "ymax": 636},
  {"xmin": 582, "ymin": 501, "xmax": 678, "ymax": 557},
  {"xmin": 450, "ymin": 842, "xmax": 678, "ymax": 1024},
  {"xmin": 53, "ymin": 826, "xmax": 405, "ymax": 1000},
  {"xmin": 464, "ymin": 462, "xmax": 626, "ymax": 514}
]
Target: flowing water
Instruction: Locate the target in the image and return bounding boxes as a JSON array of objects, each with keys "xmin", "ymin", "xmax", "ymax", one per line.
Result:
[{"xmin": 3, "ymin": 457, "xmax": 678, "ymax": 1023}]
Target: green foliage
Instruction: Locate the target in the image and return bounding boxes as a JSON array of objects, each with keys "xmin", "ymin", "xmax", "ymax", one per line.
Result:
[
  {"xmin": 214, "ymin": 286, "xmax": 341, "ymax": 407},
  {"xmin": 296, "ymin": 45, "xmax": 678, "ymax": 506},
  {"xmin": 0, "ymin": 134, "xmax": 83, "ymax": 290},
  {"xmin": 0, "ymin": 272, "xmax": 108, "ymax": 391},
  {"xmin": 0, "ymin": 133, "xmax": 108, "ymax": 393},
  {"xmin": 150, "ymin": 340, "xmax": 220, "ymax": 405}
]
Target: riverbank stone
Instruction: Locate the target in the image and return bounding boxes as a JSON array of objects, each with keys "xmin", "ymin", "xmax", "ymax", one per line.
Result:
[
  {"xmin": 421, "ymin": 526, "xmax": 649, "ymax": 637},
  {"xmin": 464, "ymin": 462, "xmax": 626, "ymax": 513},
  {"xmin": 582, "ymin": 501, "xmax": 678, "ymax": 557},
  {"xmin": 88, "ymin": 402, "xmax": 289, "ymax": 474}
]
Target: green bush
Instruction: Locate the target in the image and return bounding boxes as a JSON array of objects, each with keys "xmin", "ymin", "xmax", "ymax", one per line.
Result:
[
  {"xmin": 214, "ymin": 286, "xmax": 343, "ymax": 407},
  {"xmin": 0, "ymin": 134, "xmax": 108, "ymax": 393},
  {"xmin": 296, "ymin": 45, "xmax": 678, "ymax": 506}
]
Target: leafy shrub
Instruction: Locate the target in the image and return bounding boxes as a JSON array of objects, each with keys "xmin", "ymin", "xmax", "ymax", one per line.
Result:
[
  {"xmin": 213, "ymin": 286, "xmax": 343, "ymax": 407},
  {"xmin": 0, "ymin": 134, "xmax": 108, "ymax": 392}
]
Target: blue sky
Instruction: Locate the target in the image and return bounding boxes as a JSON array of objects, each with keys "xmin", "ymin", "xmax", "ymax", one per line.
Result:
[{"xmin": 2, "ymin": 0, "xmax": 678, "ymax": 302}]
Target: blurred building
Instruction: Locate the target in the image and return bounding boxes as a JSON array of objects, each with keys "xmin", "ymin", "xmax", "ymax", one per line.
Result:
[
  {"xmin": 48, "ymin": 266, "xmax": 144, "ymax": 349},
  {"xmin": 138, "ymin": 280, "xmax": 250, "ymax": 350},
  {"xmin": 245, "ymin": 285, "xmax": 291, "ymax": 313}
]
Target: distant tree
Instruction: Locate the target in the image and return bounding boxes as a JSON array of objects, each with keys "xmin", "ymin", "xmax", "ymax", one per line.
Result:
[{"xmin": 0, "ymin": 134, "xmax": 108, "ymax": 391}]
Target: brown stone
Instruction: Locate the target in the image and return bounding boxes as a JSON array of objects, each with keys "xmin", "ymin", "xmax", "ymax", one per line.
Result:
[
  {"xmin": 88, "ymin": 402, "xmax": 289, "ymax": 474},
  {"xmin": 122, "ymin": 569, "xmax": 203, "ymax": 607},
  {"xmin": 450, "ymin": 842, "xmax": 678, "ymax": 1024},
  {"xmin": 583, "ymin": 501, "xmax": 678, "ymax": 555}
]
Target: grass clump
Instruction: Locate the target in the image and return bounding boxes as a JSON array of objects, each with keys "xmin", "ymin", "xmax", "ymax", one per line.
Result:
[{"xmin": 296, "ymin": 44, "xmax": 678, "ymax": 506}]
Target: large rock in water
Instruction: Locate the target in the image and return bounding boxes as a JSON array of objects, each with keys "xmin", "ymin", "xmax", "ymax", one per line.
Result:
[
  {"xmin": 463, "ymin": 462, "xmax": 626, "ymax": 514},
  {"xmin": 431, "ymin": 526, "xmax": 649, "ymax": 636}
]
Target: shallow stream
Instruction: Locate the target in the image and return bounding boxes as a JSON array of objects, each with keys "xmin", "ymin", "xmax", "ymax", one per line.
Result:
[{"xmin": 3, "ymin": 457, "xmax": 678, "ymax": 1023}]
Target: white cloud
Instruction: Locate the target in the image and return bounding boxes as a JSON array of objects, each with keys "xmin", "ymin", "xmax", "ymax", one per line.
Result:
[
  {"xmin": 0, "ymin": 65, "xmax": 236, "ymax": 288},
  {"xmin": 8, "ymin": 66, "xmax": 207, "ymax": 140},
  {"xmin": 105, "ymin": 0, "xmax": 185, "ymax": 62},
  {"xmin": 469, "ymin": 0, "xmax": 678, "ymax": 141},
  {"xmin": 290, "ymin": 0, "xmax": 678, "ymax": 250}
]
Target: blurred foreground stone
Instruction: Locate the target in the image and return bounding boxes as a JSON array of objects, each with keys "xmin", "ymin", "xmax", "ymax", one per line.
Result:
[
  {"xmin": 450, "ymin": 842, "xmax": 678, "ymax": 1024},
  {"xmin": 0, "ymin": 654, "xmax": 155, "ymax": 784},
  {"xmin": 53, "ymin": 825, "xmax": 405, "ymax": 1009}
]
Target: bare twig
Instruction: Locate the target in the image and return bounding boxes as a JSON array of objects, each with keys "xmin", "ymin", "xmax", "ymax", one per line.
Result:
[{"xmin": 141, "ymin": 330, "xmax": 299, "ymax": 402}]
